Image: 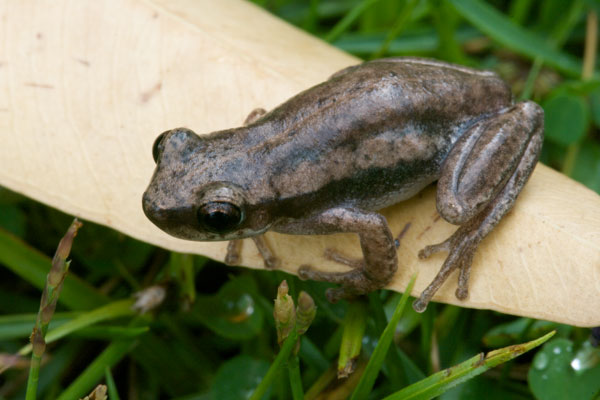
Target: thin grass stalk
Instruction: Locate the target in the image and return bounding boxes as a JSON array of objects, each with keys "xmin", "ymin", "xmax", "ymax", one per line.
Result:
[{"xmin": 25, "ymin": 219, "xmax": 82, "ymax": 400}]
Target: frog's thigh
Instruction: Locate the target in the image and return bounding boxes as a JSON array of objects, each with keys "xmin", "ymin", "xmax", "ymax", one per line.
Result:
[
  {"xmin": 436, "ymin": 101, "xmax": 544, "ymax": 224},
  {"xmin": 276, "ymin": 207, "xmax": 397, "ymax": 300}
]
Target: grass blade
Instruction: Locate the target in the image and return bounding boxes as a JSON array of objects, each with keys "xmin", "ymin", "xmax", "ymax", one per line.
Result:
[
  {"xmin": 250, "ymin": 328, "xmax": 299, "ymax": 400},
  {"xmin": 105, "ymin": 367, "xmax": 121, "ymax": 400},
  {"xmin": 449, "ymin": 0, "xmax": 587, "ymax": 77},
  {"xmin": 325, "ymin": 0, "xmax": 382, "ymax": 42},
  {"xmin": 18, "ymin": 299, "xmax": 136, "ymax": 356},
  {"xmin": 26, "ymin": 219, "xmax": 82, "ymax": 400},
  {"xmin": 383, "ymin": 330, "xmax": 556, "ymax": 400},
  {"xmin": 0, "ymin": 227, "xmax": 107, "ymax": 310},
  {"xmin": 338, "ymin": 299, "xmax": 368, "ymax": 377},
  {"xmin": 56, "ymin": 339, "xmax": 137, "ymax": 400},
  {"xmin": 350, "ymin": 273, "xmax": 417, "ymax": 400}
]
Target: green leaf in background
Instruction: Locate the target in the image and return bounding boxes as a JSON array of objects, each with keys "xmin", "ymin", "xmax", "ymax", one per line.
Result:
[
  {"xmin": 0, "ymin": 205, "xmax": 26, "ymax": 237},
  {"xmin": 212, "ymin": 355, "xmax": 270, "ymax": 400},
  {"xmin": 482, "ymin": 318, "xmax": 570, "ymax": 348},
  {"xmin": 440, "ymin": 376, "xmax": 530, "ymax": 400},
  {"xmin": 543, "ymin": 94, "xmax": 590, "ymax": 146},
  {"xmin": 191, "ymin": 276, "xmax": 264, "ymax": 340},
  {"xmin": 590, "ymin": 87, "xmax": 600, "ymax": 128},
  {"xmin": 383, "ymin": 331, "xmax": 555, "ymax": 400},
  {"xmin": 528, "ymin": 338, "xmax": 600, "ymax": 400},
  {"xmin": 571, "ymin": 139, "xmax": 600, "ymax": 193}
]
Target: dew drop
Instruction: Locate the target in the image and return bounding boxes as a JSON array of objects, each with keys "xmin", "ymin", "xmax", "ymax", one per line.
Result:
[
  {"xmin": 534, "ymin": 353, "xmax": 549, "ymax": 370},
  {"xmin": 553, "ymin": 346, "xmax": 561, "ymax": 355},
  {"xmin": 570, "ymin": 341, "xmax": 600, "ymax": 374},
  {"xmin": 571, "ymin": 358, "xmax": 582, "ymax": 371},
  {"xmin": 223, "ymin": 293, "xmax": 255, "ymax": 323}
]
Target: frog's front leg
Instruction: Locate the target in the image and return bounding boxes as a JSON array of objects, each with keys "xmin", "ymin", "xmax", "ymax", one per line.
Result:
[
  {"xmin": 225, "ymin": 236, "xmax": 280, "ymax": 269},
  {"xmin": 224, "ymin": 107, "xmax": 275, "ymax": 269},
  {"xmin": 414, "ymin": 101, "xmax": 544, "ymax": 312},
  {"xmin": 275, "ymin": 207, "xmax": 398, "ymax": 302}
]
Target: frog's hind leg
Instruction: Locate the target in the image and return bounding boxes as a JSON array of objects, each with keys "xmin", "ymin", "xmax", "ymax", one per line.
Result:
[{"xmin": 414, "ymin": 101, "xmax": 544, "ymax": 312}]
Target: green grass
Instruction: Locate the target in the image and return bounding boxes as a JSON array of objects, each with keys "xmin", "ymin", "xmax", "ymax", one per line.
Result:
[{"xmin": 1, "ymin": 0, "xmax": 600, "ymax": 398}]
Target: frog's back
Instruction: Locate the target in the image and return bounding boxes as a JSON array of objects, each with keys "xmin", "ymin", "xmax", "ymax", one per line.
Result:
[{"xmin": 244, "ymin": 58, "xmax": 513, "ymax": 217}]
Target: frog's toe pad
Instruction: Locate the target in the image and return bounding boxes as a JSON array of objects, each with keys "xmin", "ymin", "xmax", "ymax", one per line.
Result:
[
  {"xmin": 455, "ymin": 287, "xmax": 469, "ymax": 300},
  {"xmin": 263, "ymin": 256, "xmax": 281, "ymax": 270},
  {"xmin": 297, "ymin": 264, "xmax": 313, "ymax": 280},
  {"xmin": 224, "ymin": 253, "xmax": 240, "ymax": 266},
  {"xmin": 412, "ymin": 297, "xmax": 428, "ymax": 313}
]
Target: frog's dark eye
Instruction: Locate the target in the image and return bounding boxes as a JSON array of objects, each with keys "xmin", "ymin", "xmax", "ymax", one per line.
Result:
[
  {"xmin": 197, "ymin": 202, "xmax": 243, "ymax": 234},
  {"xmin": 152, "ymin": 131, "xmax": 169, "ymax": 163}
]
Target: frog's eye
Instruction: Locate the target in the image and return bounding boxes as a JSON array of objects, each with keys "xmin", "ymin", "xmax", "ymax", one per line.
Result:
[
  {"xmin": 197, "ymin": 202, "xmax": 243, "ymax": 233},
  {"xmin": 152, "ymin": 131, "xmax": 169, "ymax": 163}
]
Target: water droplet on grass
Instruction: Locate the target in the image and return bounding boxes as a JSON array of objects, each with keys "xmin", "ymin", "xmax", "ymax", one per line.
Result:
[{"xmin": 534, "ymin": 353, "xmax": 549, "ymax": 370}]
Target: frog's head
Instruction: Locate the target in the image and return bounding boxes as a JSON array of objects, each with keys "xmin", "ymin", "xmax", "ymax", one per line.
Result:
[{"xmin": 142, "ymin": 128, "xmax": 267, "ymax": 241}]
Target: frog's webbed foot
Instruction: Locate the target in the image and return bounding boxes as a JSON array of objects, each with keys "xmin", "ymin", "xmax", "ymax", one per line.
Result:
[
  {"xmin": 414, "ymin": 101, "xmax": 544, "ymax": 312},
  {"xmin": 414, "ymin": 225, "xmax": 478, "ymax": 312},
  {"xmin": 224, "ymin": 236, "xmax": 280, "ymax": 270}
]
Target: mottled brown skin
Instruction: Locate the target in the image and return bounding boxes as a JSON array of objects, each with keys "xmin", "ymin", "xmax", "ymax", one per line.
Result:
[{"xmin": 142, "ymin": 57, "xmax": 544, "ymax": 311}]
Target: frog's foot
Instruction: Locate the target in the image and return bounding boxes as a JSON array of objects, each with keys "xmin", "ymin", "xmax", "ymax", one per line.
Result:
[
  {"xmin": 224, "ymin": 239, "xmax": 243, "ymax": 266},
  {"xmin": 251, "ymin": 235, "xmax": 280, "ymax": 270},
  {"xmin": 297, "ymin": 265, "xmax": 383, "ymax": 302},
  {"xmin": 274, "ymin": 207, "xmax": 397, "ymax": 303},
  {"xmin": 413, "ymin": 228, "xmax": 478, "ymax": 312},
  {"xmin": 224, "ymin": 236, "xmax": 280, "ymax": 270}
]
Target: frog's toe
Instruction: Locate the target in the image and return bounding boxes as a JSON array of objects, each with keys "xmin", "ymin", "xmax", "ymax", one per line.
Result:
[
  {"xmin": 324, "ymin": 248, "xmax": 364, "ymax": 269},
  {"xmin": 418, "ymin": 240, "xmax": 451, "ymax": 259}
]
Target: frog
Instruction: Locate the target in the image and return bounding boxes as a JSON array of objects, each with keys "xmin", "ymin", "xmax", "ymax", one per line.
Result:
[{"xmin": 142, "ymin": 57, "xmax": 543, "ymax": 312}]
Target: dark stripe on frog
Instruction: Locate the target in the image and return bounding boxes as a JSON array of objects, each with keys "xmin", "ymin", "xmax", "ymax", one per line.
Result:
[{"xmin": 250, "ymin": 158, "xmax": 440, "ymax": 224}]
